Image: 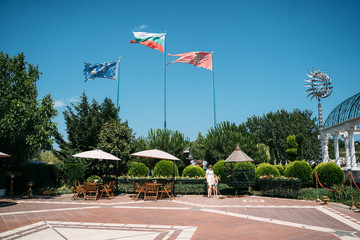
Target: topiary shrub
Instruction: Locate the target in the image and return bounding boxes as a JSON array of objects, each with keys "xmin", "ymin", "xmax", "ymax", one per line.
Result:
[
  {"xmin": 283, "ymin": 160, "xmax": 312, "ymax": 187},
  {"xmin": 153, "ymin": 160, "xmax": 179, "ymax": 177},
  {"xmin": 312, "ymin": 162, "xmax": 344, "ymax": 187},
  {"xmin": 86, "ymin": 175, "xmax": 103, "ymax": 184},
  {"xmin": 233, "ymin": 162, "xmax": 255, "ymax": 182},
  {"xmin": 182, "ymin": 165, "xmax": 205, "ymax": 178},
  {"xmin": 212, "ymin": 160, "xmax": 227, "ymax": 182},
  {"xmin": 275, "ymin": 164, "xmax": 285, "ymax": 175},
  {"xmin": 255, "ymin": 163, "xmax": 280, "ymax": 178},
  {"xmin": 127, "ymin": 162, "xmax": 149, "ymax": 177}
]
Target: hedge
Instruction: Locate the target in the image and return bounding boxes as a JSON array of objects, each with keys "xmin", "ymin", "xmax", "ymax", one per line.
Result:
[
  {"xmin": 284, "ymin": 160, "xmax": 312, "ymax": 187},
  {"xmin": 153, "ymin": 160, "xmax": 179, "ymax": 177}
]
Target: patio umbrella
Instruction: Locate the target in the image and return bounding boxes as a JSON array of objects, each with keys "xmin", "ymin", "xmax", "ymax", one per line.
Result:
[
  {"xmin": 130, "ymin": 149, "xmax": 180, "ymax": 161},
  {"xmin": 0, "ymin": 152, "xmax": 11, "ymax": 158},
  {"xmin": 131, "ymin": 149, "xmax": 180, "ymax": 190},
  {"xmin": 72, "ymin": 149, "xmax": 120, "ymax": 160},
  {"xmin": 224, "ymin": 144, "xmax": 253, "ymax": 163}
]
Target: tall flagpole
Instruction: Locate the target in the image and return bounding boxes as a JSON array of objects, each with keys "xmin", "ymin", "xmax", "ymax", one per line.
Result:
[
  {"xmin": 211, "ymin": 52, "xmax": 216, "ymax": 127},
  {"xmin": 164, "ymin": 28, "xmax": 167, "ymax": 129},
  {"xmin": 116, "ymin": 56, "xmax": 122, "ymax": 120}
]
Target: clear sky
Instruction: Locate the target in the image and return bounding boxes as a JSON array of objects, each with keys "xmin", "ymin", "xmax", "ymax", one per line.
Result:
[{"xmin": 1, "ymin": 0, "xmax": 359, "ymax": 141}]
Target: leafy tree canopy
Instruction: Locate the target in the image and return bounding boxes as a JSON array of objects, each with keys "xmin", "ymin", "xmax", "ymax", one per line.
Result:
[
  {"xmin": 245, "ymin": 109, "xmax": 319, "ymax": 164},
  {"xmin": 204, "ymin": 121, "xmax": 269, "ymax": 165},
  {"xmin": 0, "ymin": 52, "xmax": 58, "ymax": 169}
]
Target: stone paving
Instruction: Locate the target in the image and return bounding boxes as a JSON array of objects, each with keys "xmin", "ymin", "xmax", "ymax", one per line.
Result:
[{"xmin": 0, "ymin": 194, "xmax": 360, "ymax": 239}]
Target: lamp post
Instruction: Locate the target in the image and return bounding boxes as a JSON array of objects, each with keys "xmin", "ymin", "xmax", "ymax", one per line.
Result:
[{"xmin": 9, "ymin": 174, "xmax": 14, "ymax": 197}]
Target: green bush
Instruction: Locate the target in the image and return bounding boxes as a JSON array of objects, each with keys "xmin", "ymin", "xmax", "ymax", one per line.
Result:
[
  {"xmin": 127, "ymin": 162, "xmax": 149, "ymax": 177},
  {"xmin": 255, "ymin": 163, "xmax": 280, "ymax": 178},
  {"xmin": 284, "ymin": 160, "xmax": 312, "ymax": 187},
  {"xmin": 86, "ymin": 175, "xmax": 103, "ymax": 184},
  {"xmin": 182, "ymin": 165, "xmax": 205, "ymax": 178},
  {"xmin": 13, "ymin": 163, "xmax": 59, "ymax": 194},
  {"xmin": 213, "ymin": 160, "xmax": 227, "ymax": 182},
  {"xmin": 153, "ymin": 160, "xmax": 179, "ymax": 177},
  {"xmin": 233, "ymin": 162, "xmax": 255, "ymax": 171},
  {"xmin": 312, "ymin": 162, "xmax": 344, "ymax": 187},
  {"xmin": 64, "ymin": 163, "xmax": 85, "ymax": 185},
  {"xmin": 275, "ymin": 164, "xmax": 285, "ymax": 175},
  {"xmin": 232, "ymin": 162, "xmax": 255, "ymax": 182}
]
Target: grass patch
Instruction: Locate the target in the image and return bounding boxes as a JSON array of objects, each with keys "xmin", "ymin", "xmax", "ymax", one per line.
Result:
[{"xmin": 298, "ymin": 187, "xmax": 360, "ymax": 206}]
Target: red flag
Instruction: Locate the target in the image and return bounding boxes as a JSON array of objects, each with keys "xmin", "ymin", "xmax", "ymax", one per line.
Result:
[{"xmin": 168, "ymin": 52, "xmax": 212, "ymax": 70}]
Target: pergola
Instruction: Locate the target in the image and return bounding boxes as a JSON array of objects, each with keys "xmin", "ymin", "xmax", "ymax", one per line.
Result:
[{"xmin": 320, "ymin": 92, "xmax": 360, "ymax": 172}]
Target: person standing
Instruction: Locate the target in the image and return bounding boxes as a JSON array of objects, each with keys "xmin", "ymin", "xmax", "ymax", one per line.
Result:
[{"xmin": 206, "ymin": 165, "xmax": 215, "ymax": 198}]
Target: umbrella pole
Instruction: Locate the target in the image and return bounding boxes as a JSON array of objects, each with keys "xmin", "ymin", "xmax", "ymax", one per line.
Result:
[{"xmin": 173, "ymin": 160, "xmax": 175, "ymax": 196}]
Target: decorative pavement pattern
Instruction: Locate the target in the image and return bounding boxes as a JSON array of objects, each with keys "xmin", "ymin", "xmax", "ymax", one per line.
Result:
[{"xmin": 1, "ymin": 194, "xmax": 360, "ymax": 240}]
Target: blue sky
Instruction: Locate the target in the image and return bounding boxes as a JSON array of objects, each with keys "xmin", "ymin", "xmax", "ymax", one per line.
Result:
[{"xmin": 1, "ymin": 0, "xmax": 359, "ymax": 141}]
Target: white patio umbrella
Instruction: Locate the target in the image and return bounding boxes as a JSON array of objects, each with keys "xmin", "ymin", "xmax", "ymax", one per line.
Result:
[
  {"xmin": 72, "ymin": 149, "xmax": 120, "ymax": 160},
  {"xmin": 0, "ymin": 152, "xmax": 11, "ymax": 157},
  {"xmin": 131, "ymin": 149, "xmax": 180, "ymax": 188},
  {"xmin": 130, "ymin": 149, "xmax": 180, "ymax": 161}
]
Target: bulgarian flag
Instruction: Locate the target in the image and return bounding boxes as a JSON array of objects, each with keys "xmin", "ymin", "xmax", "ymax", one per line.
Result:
[
  {"xmin": 167, "ymin": 52, "xmax": 212, "ymax": 70},
  {"xmin": 130, "ymin": 32, "xmax": 165, "ymax": 53}
]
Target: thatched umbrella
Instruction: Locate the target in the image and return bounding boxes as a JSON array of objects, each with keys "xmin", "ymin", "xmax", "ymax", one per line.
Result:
[{"xmin": 224, "ymin": 144, "xmax": 253, "ymax": 163}]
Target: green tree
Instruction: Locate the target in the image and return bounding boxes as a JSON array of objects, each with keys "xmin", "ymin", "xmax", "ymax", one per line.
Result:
[
  {"xmin": 135, "ymin": 128, "xmax": 190, "ymax": 173},
  {"xmin": 0, "ymin": 52, "xmax": 58, "ymax": 171},
  {"xmin": 286, "ymin": 134, "xmax": 298, "ymax": 161},
  {"xmin": 204, "ymin": 121, "xmax": 269, "ymax": 165},
  {"xmin": 97, "ymin": 119, "xmax": 137, "ymax": 175},
  {"xmin": 61, "ymin": 92, "xmax": 117, "ymax": 151},
  {"xmin": 189, "ymin": 132, "xmax": 206, "ymax": 160},
  {"xmin": 245, "ymin": 109, "xmax": 319, "ymax": 164}
]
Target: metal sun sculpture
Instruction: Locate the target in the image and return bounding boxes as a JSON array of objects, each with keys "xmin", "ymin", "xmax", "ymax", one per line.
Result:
[
  {"xmin": 304, "ymin": 69, "xmax": 333, "ymax": 102},
  {"xmin": 304, "ymin": 69, "xmax": 333, "ymax": 129}
]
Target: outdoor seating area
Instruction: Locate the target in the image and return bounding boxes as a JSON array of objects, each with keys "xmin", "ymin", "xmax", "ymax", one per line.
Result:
[
  {"xmin": 132, "ymin": 181, "xmax": 175, "ymax": 201},
  {"xmin": 72, "ymin": 181, "xmax": 115, "ymax": 201}
]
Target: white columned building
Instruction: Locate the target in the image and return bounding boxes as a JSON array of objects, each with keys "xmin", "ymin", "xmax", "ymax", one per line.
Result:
[{"xmin": 320, "ymin": 92, "xmax": 360, "ymax": 178}]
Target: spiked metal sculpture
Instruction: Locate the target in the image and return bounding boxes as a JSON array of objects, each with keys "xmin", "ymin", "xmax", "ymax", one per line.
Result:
[
  {"xmin": 304, "ymin": 69, "xmax": 333, "ymax": 128},
  {"xmin": 304, "ymin": 69, "xmax": 333, "ymax": 162}
]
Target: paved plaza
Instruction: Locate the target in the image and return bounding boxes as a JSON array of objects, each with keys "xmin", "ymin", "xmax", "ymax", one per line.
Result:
[{"xmin": 1, "ymin": 194, "xmax": 360, "ymax": 240}]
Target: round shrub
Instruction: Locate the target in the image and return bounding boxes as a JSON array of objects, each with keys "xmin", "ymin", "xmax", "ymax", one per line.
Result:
[
  {"xmin": 212, "ymin": 160, "xmax": 227, "ymax": 182},
  {"xmin": 233, "ymin": 162, "xmax": 255, "ymax": 181},
  {"xmin": 255, "ymin": 163, "xmax": 280, "ymax": 178},
  {"xmin": 312, "ymin": 162, "xmax": 344, "ymax": 187},
  {"xmin": 275, "ymin": 164, "xmax": 285, "ymax": 175},
  {"xmin": 234, "ymin": 162, "xmax": 255, "ymax": 171},
  {"xmin": 127, "ymin": 162, "xmax": 149, "ymax": 177},
  {"xmin": 153, "ymin": 160, "xmax": 179, "ymax": 177},
  {"xmin": 182, "ymin": 165, "xmax": 206, "ymax": 177},
  {"xmin": 86, "ymin": 175, "xmax": 103, "ymax": 184},
  {"xmin": 284, "ymin": 160, "xmax": 312, "ymax": 187}
]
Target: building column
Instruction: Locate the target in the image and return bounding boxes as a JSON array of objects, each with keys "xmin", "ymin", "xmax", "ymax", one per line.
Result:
[
  {"xmin": 333, "ymin": 131, "xmax": 340, "ymax": 166},
  {"xmin": 320, "ymin": 133, "xmax": 329, "ymax": 162},
  {"xmin": 349, "ymin": 126, "xmax": 357, "ymax": 169},
  {"xmin": 343, "ymin": 131, "xmax": 351, "ymax": 169}
]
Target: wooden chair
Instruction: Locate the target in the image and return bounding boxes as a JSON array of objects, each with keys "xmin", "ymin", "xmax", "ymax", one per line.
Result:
[
  {"xmin": 132, "ymin": 182, "xmax": 144, "ymax": 200},
  {"xmin": 160, "ymin": 182, "xmax": 175, "ymax": 200},
  {"xmin": 100, "ymin": 181, "xmax": 115, "ymax": 199},
  {"xmin": 72, "ymin": 181, "xmax": 84, "ymax": 200},
  {"xmin": 83, "ymin": 182, "xmax": 98, "ymax": 200},
  {"xmin": 144, "ymin": 183, "xmax": 158, "ymax": 201}
]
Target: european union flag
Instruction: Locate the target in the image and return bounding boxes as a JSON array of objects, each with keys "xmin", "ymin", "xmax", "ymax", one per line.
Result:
[{"xmin": 84, "ymin": 60, "xmax": 119, "ymax": 82}]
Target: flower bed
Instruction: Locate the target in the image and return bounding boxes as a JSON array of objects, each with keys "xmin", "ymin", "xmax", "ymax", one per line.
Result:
[
  {"xmin": 117, "ymin": 177, "xmax": 207, "ymax": 195},
  {"xmin": 258, "ymin": 175, "xmax": 301, "ymax": 198}
]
